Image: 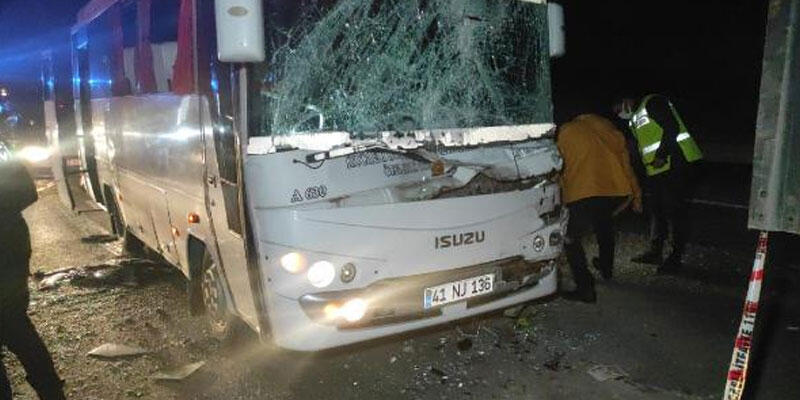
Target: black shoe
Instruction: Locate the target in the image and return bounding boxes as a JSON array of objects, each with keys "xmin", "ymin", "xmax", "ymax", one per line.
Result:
[
  {"xmin": 592, "ymin": 257, "xmax": 613, "ymax": 280},
  {"xmin": 631, "ymin": 248, "xmax": 662, "ymax": 265},
  {"xmin": 561, "ymin": 289, "xmax": 597, "ymax": 303},
  {"xmin": 657, "ymin": 253, "xmax": 683, "ymax": 275}
]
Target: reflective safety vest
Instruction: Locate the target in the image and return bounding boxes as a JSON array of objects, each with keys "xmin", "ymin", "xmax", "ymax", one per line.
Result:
[{"xmin": 629, "ymin": 95, "xmax": 703, "ymax": 176}]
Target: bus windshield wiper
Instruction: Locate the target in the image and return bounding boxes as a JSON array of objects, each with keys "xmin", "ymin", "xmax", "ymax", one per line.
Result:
[{"xmin": 304, "ymin": 140, "xmax": 400, "ymax": 163}]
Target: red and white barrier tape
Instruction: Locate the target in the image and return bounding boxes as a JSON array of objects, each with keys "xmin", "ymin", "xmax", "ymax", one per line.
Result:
[{"xmin": 723, "ymin": 231, "xmax": 769, "ymax": 400}]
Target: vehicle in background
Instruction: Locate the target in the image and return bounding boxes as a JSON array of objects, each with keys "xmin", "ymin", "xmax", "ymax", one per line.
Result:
[
  {"xmin": 55, "ymin": 0, "xmax": 567, "ymax": 351},
  {"xmin": 0, "ymin": 88, "xmax": 52, "ymax": 178}
]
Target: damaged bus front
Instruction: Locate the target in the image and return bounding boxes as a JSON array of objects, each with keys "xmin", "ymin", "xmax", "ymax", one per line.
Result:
[
  {"xmin": 66, "ymin": 0, "xmax": 566, "ymax": 352},
  {"xmin": 236, "ymin": 0, "xmax": 566, "ymax": 350}
]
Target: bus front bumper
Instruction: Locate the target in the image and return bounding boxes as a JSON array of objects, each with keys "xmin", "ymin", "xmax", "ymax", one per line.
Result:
[{"xmin": 267, "ymin": 258, "xmax": 557, "ymax": 351}]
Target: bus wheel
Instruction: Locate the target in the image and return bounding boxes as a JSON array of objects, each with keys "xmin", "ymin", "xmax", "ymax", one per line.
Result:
[{"xmin": 200, "ymin": 250, "xmax": 234, "ymax": 338}]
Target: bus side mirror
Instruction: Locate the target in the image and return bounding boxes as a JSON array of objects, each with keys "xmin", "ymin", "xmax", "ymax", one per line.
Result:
[
  {"xmin": 214, "ymin": 0, "xmax": 265, "ymax": 62},
  {"xmin": 548, "ymin": 2, "xmax": 566, "ymax": 58}
]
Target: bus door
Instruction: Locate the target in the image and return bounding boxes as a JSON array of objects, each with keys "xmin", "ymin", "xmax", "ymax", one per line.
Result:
[
  {"xmin": 42, "ymin": 52, "xmax": 73, "ymax": 209},
  {"xmin": 44, "ymin": 48, "xmax": 80, "ymax": 210},
  {"xmin": 74, "ymin": 39, "xmax": 104, "ymax": 204},
  {"xmin": 202, "ymin": 75, "xmax": 258, "ymax": 329},
  {"xmin": 198, "ymin": 0, "xmax": 258, "ymax": 329}
]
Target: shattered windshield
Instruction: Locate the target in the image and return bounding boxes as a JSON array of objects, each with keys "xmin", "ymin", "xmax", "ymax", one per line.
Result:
[{"xmin": 257, "ymin": 0, "xmax": 552, "ymax": 136}]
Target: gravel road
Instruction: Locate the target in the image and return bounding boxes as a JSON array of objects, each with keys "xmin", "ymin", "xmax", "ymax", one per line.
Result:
[{"xmin": 4, "ymin": 182, "xmax": 798, "ymax": 399}]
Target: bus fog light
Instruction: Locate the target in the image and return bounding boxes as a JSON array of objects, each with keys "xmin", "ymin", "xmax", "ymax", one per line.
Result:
[
  {"xmin": 340, "ymin": 299, "xmax": 367, "ymax": 322},
  {"xmin": 340, "ymin": 263, "xmax": 356, "ymax": 283},
  {"xmin": 533, "ymin": 235, "xmax": 546, "ymax": 252},
  {"xmin": 549, "ymin": 231, "xmax": 562, "ymax": 247},
  {"xmin": 323, "ymin": 303, "xmax": 340, "ymax": 319},
  {"xmin": 280, "ymin": 252, "xmax": 306, "ymax": 274},
  {"xmin": 308, "ymin": 261, "xmax": 335, "ymax": 288}
]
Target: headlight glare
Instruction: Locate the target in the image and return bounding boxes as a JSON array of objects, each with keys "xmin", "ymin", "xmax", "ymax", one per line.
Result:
[
  {"xmin": 324, "ymin": 298, "xmax": 368, "ymax": 323},
  {"xmin": 307, "ymin": 261, "xmax": 336, "ymax": 288},
  {"xmin": 280, "ymin": 252, "xmax": 306, "ymax": 274},
  {"xmin": 340, "ymin": 298, "xmax": 367, "ymax": 322}
]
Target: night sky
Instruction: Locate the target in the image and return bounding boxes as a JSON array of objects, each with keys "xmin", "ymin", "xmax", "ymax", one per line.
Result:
[{"xmin": 0, "ymin": 0, "xmax": 769, "ymax": 151}]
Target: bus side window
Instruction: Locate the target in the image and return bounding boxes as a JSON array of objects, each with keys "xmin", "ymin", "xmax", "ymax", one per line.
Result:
[
  {"xmin": 149, "ymin": 0, "xmax": 179, "ymax": 92},
  {"xmin": 119, "ymin": 1, "xmax": 138, "ymax": 95},
  {"xmin": 133, "ymin": 0, "xmax": 192, "ymax": 94},
  {"xmin": 86, "ymin": 13, "xmax": 113, "ymax": 99}
]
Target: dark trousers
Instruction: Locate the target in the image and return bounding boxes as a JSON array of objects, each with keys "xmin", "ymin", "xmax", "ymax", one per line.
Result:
[
  {"xmin": 648, "ymin": 168, "xmax": 693, "ymax": 258},
  {"xmin": 1, "ymin": 247, "xmax": 64, "ymax": 400},
  {"xmin": 564, "ymin": 196, "xmax": 625, "ymax": 292}
]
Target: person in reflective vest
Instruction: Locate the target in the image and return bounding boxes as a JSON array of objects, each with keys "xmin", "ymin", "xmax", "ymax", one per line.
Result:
[{"xmin": 615, "ymin": 94, "xmax": 703, "ymax": 273}]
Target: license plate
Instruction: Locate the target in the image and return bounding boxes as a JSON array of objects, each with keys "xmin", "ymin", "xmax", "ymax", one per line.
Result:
[{"xmin": 424, "ymin": 273, "xmax": 494, "ymax": 309}]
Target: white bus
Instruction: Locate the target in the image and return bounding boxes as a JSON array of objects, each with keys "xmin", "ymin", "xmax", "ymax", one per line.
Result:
[{"xmin": 61, "ymin": 0, "xmax": 567, "ymax": 351}]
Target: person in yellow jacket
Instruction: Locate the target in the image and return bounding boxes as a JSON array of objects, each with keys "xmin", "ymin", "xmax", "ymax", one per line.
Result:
[{"xmin": 557, "ymin": 114, "xmax": 642, "ymax": 302}]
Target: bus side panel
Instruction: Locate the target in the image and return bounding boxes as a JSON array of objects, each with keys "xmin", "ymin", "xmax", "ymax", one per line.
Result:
[{"xmin": 111, "ymin": 94, "xmax": 207, "ymax": 274}]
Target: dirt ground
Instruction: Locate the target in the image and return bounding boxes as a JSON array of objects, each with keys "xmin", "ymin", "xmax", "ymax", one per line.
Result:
[{"xmin": 4, "ymin": 182, "xmax": 799, "ymax": 399}]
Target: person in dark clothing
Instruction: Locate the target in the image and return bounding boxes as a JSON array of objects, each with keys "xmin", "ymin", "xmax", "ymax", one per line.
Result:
[
  {"xmin": 615, "ymin": 95, "xmax": 703, "ymax": 273},
  {"xmin": 0, "ymin": 155, "xmax": 66, "ymax": 400}
]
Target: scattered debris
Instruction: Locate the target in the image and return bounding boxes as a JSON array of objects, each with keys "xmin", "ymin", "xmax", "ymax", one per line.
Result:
[
  {"xmin": 516, "ymin": 316, "xmax": 533, "ymax": 332},
  {"xmin": 402, "ymin": 344, "xmax": 414, "ymax": 354},
  {"xmin": 390, "ymin": 356, "xmax": 398, "ymax": 364},
  {"xmin": 38, "ymin": 272, "xmax": 72, "ymax": 290},
  {"xmin": 80, "ymin": 234, "xmax": 119, "ymax": 244},
  {"xmin": 430, "ymin": 367, "xmax": 449, "ymax": 383},
  {"xmin": 34, "ymin": 258, "xmax": 171, "ymax": 290},
  {"xmin": 503, "ymin": 305, "xmax": 525, "ymax": 318},
  {"xmin": 151, "ymin": 361, "xmax": 205, "ymax": 381},
  {"xmin": 456, "ymin": 338, "xmax": 473, "ymax": 352},
  {"xmin": 456, "ymin": 319, "xmax": 482, "ymax": 337},
  {"xmin": 587, "ymin": 364, "xmax": 628, "ymax": 382},
  {"xmin": 543, "ymin": 352, "xmax": 564, "ymax": 371},
  {"xmin": 87, "ymin": 343, "xmax": 149, "ymax": 359},
  {"xmin": 155, "ymin": 308, "xmax": 170, "ymax": 321}
]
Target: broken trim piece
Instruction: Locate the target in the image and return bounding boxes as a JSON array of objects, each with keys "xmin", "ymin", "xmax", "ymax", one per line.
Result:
[{"xmin": 247, "ymin": 123, "xmax": 557, "ymax": 155}]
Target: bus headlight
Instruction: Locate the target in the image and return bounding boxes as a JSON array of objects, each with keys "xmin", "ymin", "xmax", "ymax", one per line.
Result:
[
  {"xmin": 308, "ymin": 261, "xmax": 336, "ymax": 288},
  {"xmin": 280, "ymin": 252, "xmax": 306, "ymax": 274}
]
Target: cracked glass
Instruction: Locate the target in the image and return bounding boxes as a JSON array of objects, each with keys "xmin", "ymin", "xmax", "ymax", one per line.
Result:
[{"xmin": 256, "ymin": 0, "xmax": 552, "ymax": 136}]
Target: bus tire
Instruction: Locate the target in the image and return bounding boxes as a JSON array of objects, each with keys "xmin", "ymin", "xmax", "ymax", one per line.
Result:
[{"xmin": 200, "ymin": 249, "xmax": 240, "ymax": 341}]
